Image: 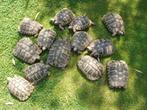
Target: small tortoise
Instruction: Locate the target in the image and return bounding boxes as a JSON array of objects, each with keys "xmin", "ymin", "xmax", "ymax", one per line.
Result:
[
  {"xmin": 13, "ymin": 38, "xmax": 42, "ymax": 64},
  {"xmin": 107, "ymin": 60, "xmax": 128, "ymax": 88},
  {"xmin": 38, "ymin": 29, "xmax": 56, "ymax": 50},
  {"xmin": 87, "ymin": 39, "xmax": 114, "ymax": 58},
  {"xmin": 71, "ymin": 31, "xmax": 92, "ymax": 53},
  {"xmin": 69, "ymin": 16, "xmax": 94, "ymax": 32},
  {"xmin": 46, "ymin": 39, "xmax": 71, "ymax": 68},
  {"xmin": 24, "ymin": 62, "xmax": 50, "ymax": 84},
  {"xmin": 7, "ymin": 75, "xmax": 34, "ymax": 101},
  {"xmin": 102, "ymin": 12, "xmax": 125, "ymax": 36},
  {"xmin": 19, "ymin": 17, "xmax": 43, "ymax": 36},
  {"xmin": 77, "ymin": 55, "xmax": 104, "ymax": 81},
  {"xmin": 52, "ymin": 8, "xmax": 74, "ymax": 30}
]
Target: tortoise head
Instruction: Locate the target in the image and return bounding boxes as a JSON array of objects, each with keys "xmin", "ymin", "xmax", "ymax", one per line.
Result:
[
  {"xmin": 7, "ymin": 77, "xmax": 12, "ymax": 82},
  {"xmin": 119, "ymin": 31, "xmax": 125, "ymax": 36},
  {"xmin": 54, "ymin": 19, "xmax": 59, "ymax": 25},
  {"xmin": 7, "ymin": 75, "xmax": 17, "ymax": 82},
  {"xmin": 89, "ymin": 20, "xmax": 95, "ymax": 26}
]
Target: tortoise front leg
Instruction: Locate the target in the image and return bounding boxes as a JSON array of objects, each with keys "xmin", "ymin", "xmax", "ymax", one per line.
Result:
[{"xmin": 59, "ymin": 24, "xmax": 64, "ymax": 30}]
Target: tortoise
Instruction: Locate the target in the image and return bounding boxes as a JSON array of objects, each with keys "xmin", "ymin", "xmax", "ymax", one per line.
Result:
[
  {"xmin": 87, "ymin": 39, "xmax": 114, "ymax": 58},
  {"xmin": 77, "ymin": 55, "xmax": 104, "ymax": 81},
  {"xmin": 13, "ymin": 38, "xmax": 42, "ymax": 64},
  {"xmin": 46, "ymin": 39, "xmax": 71, "ymax": 68},
  {"xmin": 18, "ymin": 17, "xmax": 43, "ymax": 36},
  {"xmin": 69, "ymin": 16, "xmax": 94, "ymax": 32},
  {"xmin": 71, "ymin": 31, "xmax": 92, "ymax": 54},
  {"xmin": 52, "ymin": 8, "xmax": 74, "ymax": 30},
  {"xmin": 102, "ymin": 12, "xmax": 125, "ymax": 36},
  {"xmin": 7, "ymin": 75, "xmax": 34, "ymax": 101},
  {"xmin": 107, "ymin": 60, "xmax": 128, "ymax": 88},
  {"xmin": 38, "ymin": 29, "xmax": 56, "ymax": 50},
  {"xmin": 23, "ymin": 62, "xmax": 50, "ymax": 84}
]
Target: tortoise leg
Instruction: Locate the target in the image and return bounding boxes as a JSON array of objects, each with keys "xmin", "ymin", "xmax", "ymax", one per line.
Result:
[
  {"xmin": 51, "ymin": 16, "xmax": 57, "ymax": 25},
  {"xmin": 90, "ymin": 50, "xmax": 97, "ymax": 56},
  {"xmin": 73, "ymin": 26, "xmax": 77, "ymax": 32},
  {"xmin": 50, "ymin": 18, "xmax": 55, "ymax": 24},
  {"xmin": 73, "ymin": 47, "xmax": 78, "ymax": 52},
  {"xmin": 112, "ymin": 30, "xmax": 117, "ymax": 36},
  {"xmin": 119, "ymin": 31, "xmax": 125, "ymax": 36},
  {"xmin": 68, "ymin": 25, "xmax": 73, "ymax": 29},
  {"xmin": 42, "ymin": 46, "xmax": 46, "ymax": 50},
  {"xmin": 59, "ymin": 24, "xmax": 64, "ymax": 30},
  {"xmin": 54, "ymin": 20, "xmax": 58, "ymax": 25},
  {"xmin": 90, "ymin": 20, "xmax": 95, "ymax": 26},
  {"xmin": 112, "ymin": 32, "xmax": 117, "ymax": 36}
]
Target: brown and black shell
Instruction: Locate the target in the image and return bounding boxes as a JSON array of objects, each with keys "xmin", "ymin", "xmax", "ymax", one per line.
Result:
[
  {"xmin": 107, "ymin": 60, "xmax": 128, "ymax": 88},
  {"xmin": 71, "ymin": 31, "xmax": 92, "ymax": 53},
  {"xmin": 102, "ymin": 12, "xmax": 125, "ymax": 36},
  {"xmin": 77, "ymin": 55, "xmax": 104, "ymax": 81},
  {"xmin": 53, "ymin": 8, "xmax": 74, "ymax": 30},
  {"xmin": 24, "ymin": 62, "xmax": 50, "ymax": 84},
  {"xmin": 7, "ymin": 75, "xmax": 34, "ymax": 101},
  {"xmin": 13, "ymin": 38, "xmax": 42, "ymax": 64},
  {"xmin": 18, "ymin": 17, "xmax": 43, "ymax": 36},
  {"xmin": 38, "ymin": 29, "xmax": 56, "ymax": 50},
  {"xmin": 87, "ymin": 39, "xmax": 114, "ymax": 58},
  {"xmin": 46, "ymin": 39, "xmax": 71, "ymax": 68},
  {"xmin": 69, "ymin": 16, "xmax": 94, "ymax": 32}
]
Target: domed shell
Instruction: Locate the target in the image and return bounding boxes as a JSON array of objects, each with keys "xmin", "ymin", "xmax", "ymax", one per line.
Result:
[
  {"xmin": 7, "ymin": 75, "xmax": 34, "ymax": 101},
  {"xmin": 46, "ymin": 39, "xmax": 71, "ymax": 68},
  {"xmin": 87, "ymin": 39, "xmax": 114, "ymax": 58},
  {"xmin": 38, "ymin": 29, "xmax": 56, "ymax": 50},
  {"xmin": 107, "ymin": 60, "xmax": 128, "ymax": 88},
  {"xmin": 23, "ymin": 62, "xmax": 50, "ymax": 84},
  {"xmin": 19, "ymin": 17, "xmax": 43, "ymax": 36},
  {"xmin": 71, "ymin": 31, "xmax": 92, "ymax": 53},
  {"xmin": 53, "ymin": 8, "xmax": 74, "ymax": 30},
  {"xmin": 13, "ymin": 38, "xmax": 42, "ymax": 64},
  {"xmin": 102, "ymin": 12, "xmax": 125, "ymax": 36},
  {"xmin": 69, "ymin": 16, "xmax": 94, "ymax": 32},
  {"xmin": 77, "ymin": 55, "xmax": 104, "ymax": 81}
]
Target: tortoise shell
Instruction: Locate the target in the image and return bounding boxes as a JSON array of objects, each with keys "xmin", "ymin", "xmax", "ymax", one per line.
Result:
[
  {"xmin": 107, "ymin": 60, "xmax": 128, "ymax": 88},
  {"xmin": 53, "ymin": 8, "xmax": 74, "ymax": 30},
  {"xmin": 46, "ymin": 39, "xmax": 71, "ymax": 68},
  {"xmin": 69, "ymin": 16, "xmax": 94, "ymax": 32},
  {"xmin": 19, "ymin": 17, "xmax": 43, "ymax": 36},
  {"xmin": 13, "ymin": 38, "xmax": 42, "ymax": 64},
  {"xmin": 7, "ymin": 75, "xmax": 34, "ymax": 101},
  {"xmin": 38, "ymin": 29, "xmax": 56, "ymax": 50},
  {"xmin": 102, "ymin": 12, "xmax": 125, "ymax": 36},
  {"xmin": 71, "ymin": 31, "xmax": 92, "ymax": 53},
  {"xmin": 77, "ymin": 55, "xmax": 104, "ymax": 81},
  {"xmin": 87, "ymin": 39, "xmax": 114, "ymax": 58},
  {"xmin": 24, "ymin": 62, "xmax": 50, "ymax": 84}
]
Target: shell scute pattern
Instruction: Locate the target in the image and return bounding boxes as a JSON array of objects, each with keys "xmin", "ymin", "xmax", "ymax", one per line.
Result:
[
  {"xmin": 7, "ymin": 76, "xmax": 34, "ymax": 101},
  {"xmin": 107, "ymin": 60, "xmax": 128, "ymax": 88},
  {"xmin": 69, "ymin": 16, "xmax": 94, "ymax": 32},
  {"xmin": 71, "ymin": 31, "xmax": 92, "ymax": 53},
  {"xmin": 24, "ymin": 62, "xmax": 50, "ymax": 84},
  {"xmin": 77, "ymin": 55, "xmax": 104, "ymax": 81},
  {"xmin": 87, "ymin": 39, "xmax": 114, "ymax": 58},
  {"xmin": 47, "ymin": 39, "xmax": 71, "ymax": 68},
  {"xmin": 102, "ymin": 12, "xmax": 125, "ymax": 36},
  {"xmin": 19, "ymin": 18, "xmax": 43, "ymax": 36},
  {"xmin": 38, "ymin": 29, "xmax": 56, "ymax": 50},
  {"xmin": 53, "ymin": 8, "xmax": 74, "ymax": 29},
  {"xmin": 13, "ymin": 38, "xmax": 42, "ymax": 64}
]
